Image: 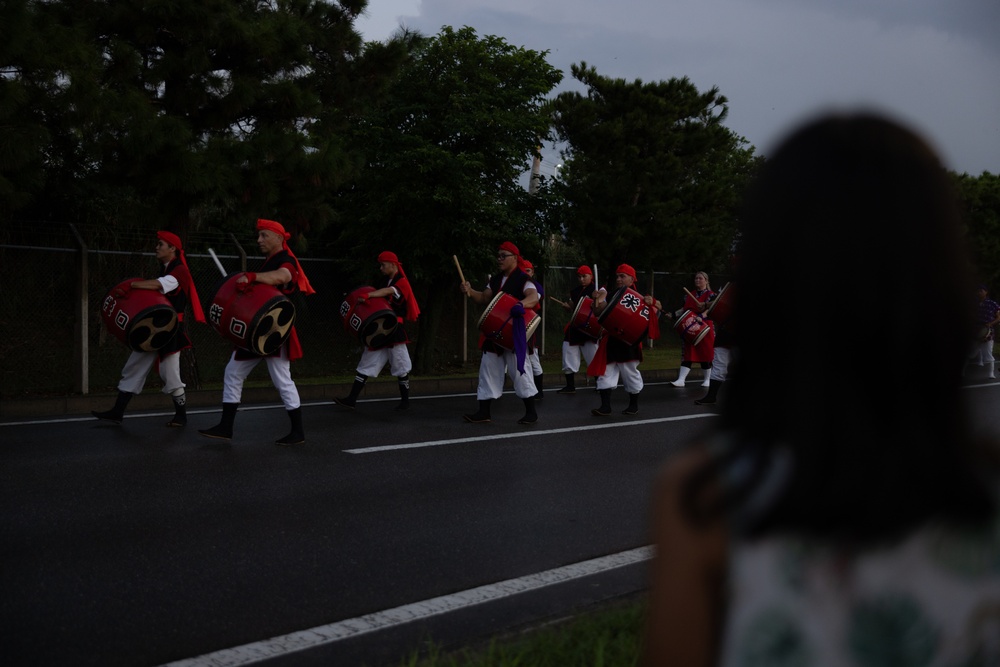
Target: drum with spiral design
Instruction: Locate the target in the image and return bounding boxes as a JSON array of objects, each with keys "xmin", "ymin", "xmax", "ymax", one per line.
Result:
[
  {"xmin": 99, "ymin": 278, "xmax": 179, "ymax": 352},
  {"xmin": 206, "ymin": 273, "xmax": 296, "ymax": 356},
  {"xmin": 340, "ymin": 286, "xmax": 399, "ymax": 349}
]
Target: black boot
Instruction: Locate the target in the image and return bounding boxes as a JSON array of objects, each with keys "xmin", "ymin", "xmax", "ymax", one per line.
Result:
[
  {"xmin": 695, "ymin": 379, "xmax": 723, "ymax": 405},
  {"xmin": 335, "ymin": 374, "xmax": 367, "ymax": 409},
  {"xmin": 591, "ymin": 389, "xmax": 612, "ymax": 417},
  {"xmin": 92, "ymin": 390, "xmax": 133, "ymax": 424},
  {"xmin": 276, "ymin": 407, "xmax": 305, "ymax": 446},
  {"xmin": 622, "ymin": 392, "xmax": 639, "ymax": 416},
  {"xmin": 556, "ymin": 373, "xmax": 576, "ymax": 394},
  {"xmin": 463, "ymin": 399, "xmax": 493, "ymax": 423},
  {"xmin": 166, "ymin": 392, "xmax": 187, "ymax": 427},
  {"xmin": 199, "ymin": 403, "xmax": 238, "ymax": 440},
  {"xmin": 396, "ymin": 374, "xmax": 410, "ymax": 411},
  {"xmin": 518, "ymin": 396, "xmax": 538, "ymax": 425},
  {"xmin": 533, "ymin": 374, "xmax": 544, "ymax": 400}
]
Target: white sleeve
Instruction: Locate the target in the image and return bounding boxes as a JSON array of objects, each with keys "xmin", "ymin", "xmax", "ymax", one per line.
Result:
[
  {"xmin": 157, "ymin": 275, "xmax": 180, "ymax": 293},
  {"xmin": 523, "ymin": 280, "xmax": 537, "ymax": 294}
]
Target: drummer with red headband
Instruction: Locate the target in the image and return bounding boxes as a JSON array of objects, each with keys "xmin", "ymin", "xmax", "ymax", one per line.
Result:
[
  {"xmin": 520, "ymin": 258, "xmax": 545, "ymax": 400},
  {"xmin": 93, "ymin": 231, "xmax": 206, "ymax": 427},
  {"xmin": 199, "ymin": 218, "xmax": 316, "ymax": 445},
  {"xmin": 459, "ymin": 241, "xmax": 540, "ymax": 425},
  {"xmin": 556, "ymin": 265, "xmax": 599, "ymax": 394},
  {"xmin": 588, "ymin": 263, "xmax": 661, "ymax": 417},
  {"xmin": 336, "ymin": 251, "xmax": 421, "ymax": 411}
]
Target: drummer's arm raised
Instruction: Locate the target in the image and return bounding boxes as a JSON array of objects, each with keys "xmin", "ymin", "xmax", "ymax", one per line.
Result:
[{"xmin": 592, "ymin": 287, "xmax": 609, "ymax": 315}]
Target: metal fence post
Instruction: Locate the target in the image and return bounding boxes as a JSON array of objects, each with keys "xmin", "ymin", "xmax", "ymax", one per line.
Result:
[{"xmin": 69, "ymin": 223, "xmax": 89, "ymax": 394}]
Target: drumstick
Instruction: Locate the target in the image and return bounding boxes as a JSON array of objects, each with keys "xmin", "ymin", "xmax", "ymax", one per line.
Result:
[
  {"xmin": 593, "ymin": 264, "xmax": 599, "ymax": 290},
  {"xmin": 548, "ymin": 296, "xmax": 570, "ymax": 308},
  {"xmin": 207, "ymin": 248, "xmax": 227, "ymax": 277},
  {"xmin": 453, "ymin": 255, "xmax": 467, "ymax": 284}
]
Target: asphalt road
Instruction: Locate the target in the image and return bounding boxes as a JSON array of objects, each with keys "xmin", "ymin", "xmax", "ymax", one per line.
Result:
[{"xmin": 3, "ymin": 377, "xmax": 999, "ymax": 667}]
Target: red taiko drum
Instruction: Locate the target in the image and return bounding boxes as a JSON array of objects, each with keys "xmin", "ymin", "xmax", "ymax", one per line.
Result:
[
  {"xmin": 674, "ymin": 309, "xmax": 712, "ymax": 346},
  {"xmin": 100, "ymin": 278, "xmax": 179, "ymax": 352},
  {"xmin": 478, "ymin": 292, "xmax": 540, "ymax": 351},
  {"xmin": 207, "ymin": 273, "xmax": 295, "ymax": 356},
  {"xmin": 570, "ymin": 296, "xmax": 602, "ymax": 340},
  {"xmin": 597, "ymin": 287, "xmax": 651, "ymax": 345},
  {"xmin": 340, "ymin": 286, "xmax": 399, "ymax": 349}
]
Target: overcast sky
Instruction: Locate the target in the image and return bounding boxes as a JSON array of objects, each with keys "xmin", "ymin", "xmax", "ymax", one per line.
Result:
[{"xmin": 355, "ymin": 0, "xmax": 999, "ymax": 178}]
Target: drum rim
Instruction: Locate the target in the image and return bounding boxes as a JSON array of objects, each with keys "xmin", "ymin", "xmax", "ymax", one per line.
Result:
[
  {"xmin": 477, "ymin": 291, "xmax": 511, "ymax": 328},
  {"xmin": 570, "ymin": 296, "xmax": 601, "ymax": 339},
  {"xmin": 597, "ymin": 286, "xmax": 642, "ymax": 324}
]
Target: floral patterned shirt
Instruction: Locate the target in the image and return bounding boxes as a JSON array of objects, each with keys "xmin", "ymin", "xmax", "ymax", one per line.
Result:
[{"xmin": 718, "ymin": 518, "xmax": 1000, "ymax": 667}]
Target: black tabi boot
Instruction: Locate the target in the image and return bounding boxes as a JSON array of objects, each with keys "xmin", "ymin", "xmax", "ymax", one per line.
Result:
[
  {"xmin": 335, "ymin": 374, "xmax": 367, "ymax": 409},
  {"xmin": 518, "ymin": 396, "xmax": 538, "ymax": 425},
  {"xmin": 622, "ymin": 392, "xmax": 640, "ymax": 416},
  {"xmin": 591, "ymin": 389, "xmax": 613, "ymax": 417},
  {"xmin": 533, "ymin": 374, "xmax": 544, "ymax": 400},
  {"xmin": 395, "ymin": 375, "xmax": 410, "ymax": 411},
  {"xmin": 276, "ymin": 407, "xmax": 305, "ymax": 446},
  {"xmin": 463, "ymin": 399, "xmax": 493, "ymax": 423},
  {"xmin": 556, "ymin": 373, "xmax": 576, "ymax": 394},
  {"xmin": 199, "ymin": 402, "xmax": 238, "ymax": 440},
  {"xmin": 695, "ymin": 379, "xmax": 723, "ymax": 405},
  {"xmin": 92, "ymin": 390, "xmax": 133, "ymax": 424},
  {"xmin": 166, "ymin": 393, "xmax": 187, "ymax": 427}
]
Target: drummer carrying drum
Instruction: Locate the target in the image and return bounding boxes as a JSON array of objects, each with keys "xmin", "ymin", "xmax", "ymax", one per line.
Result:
[
  {"xmin": 556, "ymin": 265, "xmax": 600, "ymax": 394},
  {"xmin": 336, "ymin": 251, "xmax": 421, "ymax": 411},
  {"xmin": 92, "ymin": 231, "xmax": 205, "ymax": 427},
  {"xmin": 588, "ymin": 263, "xmax": 662, "ymax": 416},
  {"xmin": 459, "ymin": 241, "xmax": 540, "ymax": 425},
  {"xmin": 668, "ymin": 271, "xmax": 716, "ymax": 387},
  {"xmin": 199, "ymin": 218, "xmax": 316, "ymax": 445}
]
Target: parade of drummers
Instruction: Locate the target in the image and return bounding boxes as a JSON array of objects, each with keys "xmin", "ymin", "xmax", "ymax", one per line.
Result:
[{"xmin": 4, "ymin": 4, "xmax": 1000, "ymax": 667}]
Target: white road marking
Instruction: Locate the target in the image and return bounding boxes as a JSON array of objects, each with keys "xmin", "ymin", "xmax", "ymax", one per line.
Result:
[
  {"xmin": 345, "ymin": 413, "xmax": 717, "ymax": 454},
  {"xmin": 159, "ymin": 545, "xmax": 653, "ymax": 667}
]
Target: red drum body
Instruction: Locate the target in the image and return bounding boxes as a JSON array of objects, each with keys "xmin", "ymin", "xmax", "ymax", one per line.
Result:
[
  {"xmin": 570, "ymin": 296, "xmax": 602, "ymax": 340},
  {"xmin": 207, "ymin": 273, "xmax": 295, "ymax": 356},
  {"xmin": 478, "ymin": 292, "xmax": 541, "ymax": 351},
  {"xmin": 100, "ymin": 278, "xmax": 179, "ymax": 352},
  {"xmin": 674, "ymin": 309, "xmax": 711, "ymax": 346},
  {"xmin": 704, "ymin": 282, "xmax": 734, "ymax": 327},
  {"xmin": 597, "ymin": 287, "xmax": 651, "ymax": 345},
  {"xmin": 340, "ymin": 286, "xmax": 399, "ymax": 348}
]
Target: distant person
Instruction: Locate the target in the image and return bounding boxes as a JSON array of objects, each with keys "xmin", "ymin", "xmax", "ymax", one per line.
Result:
[
  {"xmin": 336, "ymin": 251, "xmax": 420, "ymax": 411},
  {"xmin": 668, "ymin": 271, "xmax": 715, "ymax": 388},
  {"xmin": 643, "ymin": 113, "xmax": 1000, "ymax": 667},
  {"xmin": 967, "ymin": 283, "xmax": 999, "ymax": 380},
  {"xmin": 199, "ymin": 219, "xmax": 315, "ymax": 445},
  {"xmin": 556, "ymin": 265, "xmax": 600, "ymax": 394},
  {"xmin": 92, "ymin": 231, "xmax": 205, "ymax": 426},
  {"xmin": 459, "ymin": 241, "xmax": 539, "ymax": 425},
  {"xmin": 521, "ymin": 259, "xmax": 545, "ymax": 399}
]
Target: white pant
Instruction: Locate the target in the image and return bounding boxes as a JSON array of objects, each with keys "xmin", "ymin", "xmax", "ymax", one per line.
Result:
[
  {"xmin": 969, "ymin": 339, "xmax": 996, "ymax": 365},
  {"xmin": 118, "ymin": 350, "xmax": 185, "ymax": 397},
  {"xmin": 710, "ymin": 347, "xmax": 731, "ymax": 382},
  {"xmin": 561, "ymin": 340, "xmax": 598, "ymax": 373},
  {"xmin": 528, "ymin": 347, "xmax": 543, "ymax": 376},
  {"xmin": 596, "ymin": 360, "xmax": 644, "ymax": 392},
  {"xmin": 356, "ymin": 344, "xmax": 412, "ymax": 378},
  {"xmin": 222, "ymin": 347, "xmax": 300, "ymax": 409},
  {"xmin": 476, "ymin": 350, "xmax": 538, "ymax": 400}
]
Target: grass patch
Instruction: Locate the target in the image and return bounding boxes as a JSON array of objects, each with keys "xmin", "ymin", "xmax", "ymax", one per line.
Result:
[{"xmin": 395, "ymin": 598, "xmax": 647, "ymax": 667}]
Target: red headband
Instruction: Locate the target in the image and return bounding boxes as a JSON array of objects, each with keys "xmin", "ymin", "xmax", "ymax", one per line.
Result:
[
  {"xmin": 499, "ymin": 241, "xmax": 519, "ymax": 257},
  {"xmin": 616, "ymin": 263, "xmax": 637, "ymax": 280},
  {"xmin": 256, "ymin": 218, "xmax": 291, "ymax": 240},
  {"xmin": 157, "ymin": 231, "xmax": 182, "ymax": 251},
  {"xmin": 576, "ymin": 265, "xmax": 592, "ymax": 276},
  {"xmin": 377, "ymin": 251, "xmax": 399, "ymax": 265}
]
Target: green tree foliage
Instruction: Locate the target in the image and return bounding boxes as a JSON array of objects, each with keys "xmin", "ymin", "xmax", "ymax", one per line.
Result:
[
  {"xmin": 954, "ymin": 171, "xmax": 1000, "ymax": 291},
  {"xmin": 548, "ymin": 63, "xmax": 760, "ymax": 276},
  {"xmin": 3, "ymin": 0, "xmax": 410, "ymax": 244},
  {"xmin": 336, "ymin": 26, "xmax": 563, "ymax": 373}
]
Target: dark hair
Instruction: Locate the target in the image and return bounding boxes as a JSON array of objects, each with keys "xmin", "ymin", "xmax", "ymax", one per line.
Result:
[{"xmin": 691, "ymin": 113, "xmax": 995, "ymax": 542}]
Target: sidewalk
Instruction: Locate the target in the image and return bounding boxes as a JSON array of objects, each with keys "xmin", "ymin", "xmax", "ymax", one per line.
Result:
[{"xmin": 0, "ymin": 369, "xmax": 682, "ymax": 421}]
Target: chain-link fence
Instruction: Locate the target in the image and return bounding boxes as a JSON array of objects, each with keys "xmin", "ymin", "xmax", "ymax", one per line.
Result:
[{"xmin": 0, "ymin": 222, "xmax": 732, "ymax": 399}]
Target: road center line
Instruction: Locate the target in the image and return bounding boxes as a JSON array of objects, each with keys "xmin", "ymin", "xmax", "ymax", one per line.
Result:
[
  {"xmin": 344, "ymin": 413, "xmax": 717, "ymax": 454},
  {"xmin": 159, "ymin": 545, "xmax": 653, "ymax": 667}
]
